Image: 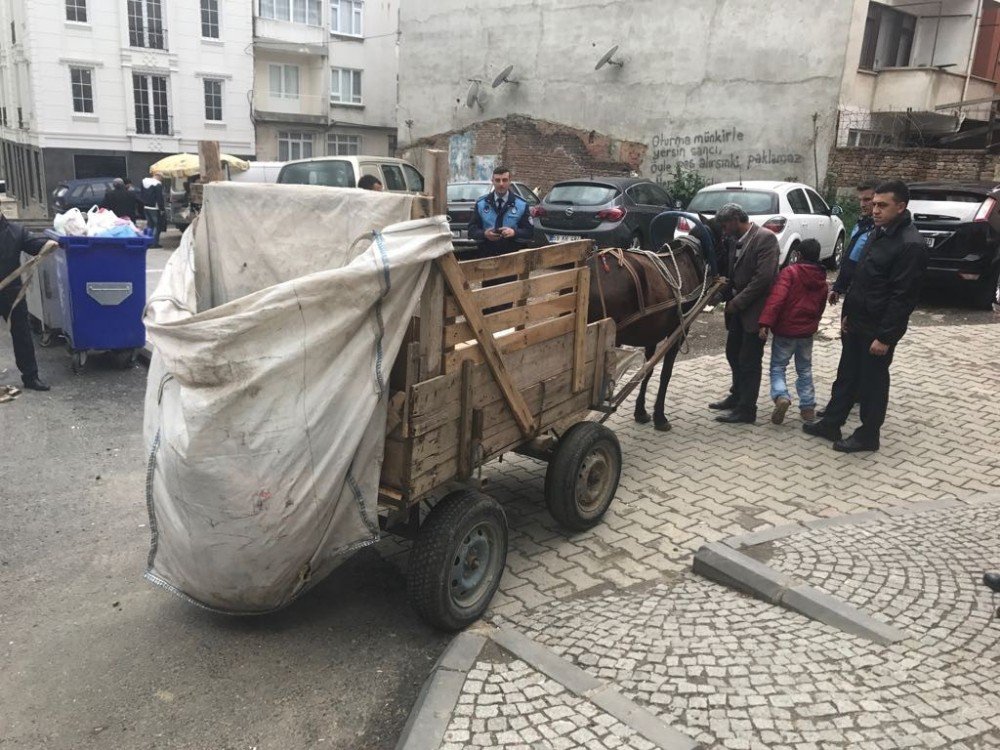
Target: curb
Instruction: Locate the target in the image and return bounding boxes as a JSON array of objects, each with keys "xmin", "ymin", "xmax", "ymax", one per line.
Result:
[
  {"xmin": 692, "ymin": 494, "xmax": 1000, "ymax": 645},
  {"xmin": 396, "ymin": 625, "xmax": 699, "ymax": 750}
]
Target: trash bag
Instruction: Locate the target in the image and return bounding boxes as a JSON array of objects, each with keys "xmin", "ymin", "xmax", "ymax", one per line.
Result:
[
  {"xmin": 142, "ymin": 182, "xmax": 452, "ymax": 613},
  {"xmin": 53, "ymin": 208, "xmax": 87, "ymax": 236},
  {"xmin": 86, "ymin": 206, "xmax": 119, "ymax": 237}
]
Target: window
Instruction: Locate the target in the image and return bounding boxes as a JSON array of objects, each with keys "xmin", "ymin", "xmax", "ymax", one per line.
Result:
[
  {"xmin": 787, "ymin": 188, "xmax": 811, "ymax": 215},
  {"xmin": 627, "ymin": 182, "xmax": 671, "ymax": 206},
  {"xmin": 260, "ymin": 0, "xmax": 321, "ymax": 25},
  {"xmin": 402, "ymin": 164, "xmax": 424, "ymax": 192},
  {"xmin": 327, "ymin": 133, "xmax": 360, "ymax": 155},
  {"xmin": 805, "ymin": 189, "xmax": 830, "ymax": 216},
  {"xmin": 203, "ymin": 79, "xmax": 223, "ymax": 121},
  {"xmin": 269, "ymin": 64, "xmax": 299, "ymax": 99},
  {"xmin": 0, "ymin": 107, "xmax": 6, "ymax": 126},
  {"xmin": 70, "ymin": 67, "xmax": 94, "ymax": 114},
  {"xmin": 859, "ymin": 2, "xmax": 916, "ymax": 71},
  {"xmin": 277, "ymin": 131, "xmax": 313, "ymax": 161},
  {"xmin": 282, "ymin": 159, "xmax": 353, "ymax": 186},
  {"xmin": 66, "ymin": 0, "xmax": 88, "ymax": 23},
  {"xmin": 381, "ymin": 164, "xmax": 406, "ymax": 191},
  {"xmin": 330, "ymin": 68, "xmax": 362, "ymax": 104},
  {"xmin": 201, "ymin": 0, "xmax": 219, "ymax": 38},
  {"xmin": 514, "ymin": 183, "xmax": 538, "ymax": 205},
  {"xmin": 330, "ymin": 0, "xmax": 363, "ymax": 36},
  {"xmin": 128, "ymin": 0, "xmax": 165, "ymax": 49},
  {"xmin": 686, "ymin": 190, "xmax": 779, "ymax": 215},
  {"xmin": 133, "ymin": 73, "xmax": 170, "ymax": 135}
]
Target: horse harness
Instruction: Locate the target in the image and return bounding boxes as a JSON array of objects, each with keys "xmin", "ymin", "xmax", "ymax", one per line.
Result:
[{"xmin": 592, "ymin": 238, "xmax": 708, "ymax": 330}]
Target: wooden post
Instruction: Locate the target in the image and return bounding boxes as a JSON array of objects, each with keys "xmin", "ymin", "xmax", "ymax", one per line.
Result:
[
  {"xmin": 457, "ymin": 360, "xmax": 475, "ymax": 479},
  {"xmin": 198, "ymin": 140, "xmax": 224, "ymax": 183},
  {"xmin": 421, "ymin": 148, "xmax": 448, "ymax": 215},
  {"xmin": 418, "ymin": 265, "xmax": 445, "ymax": 379},
  {"xmin": 436, "ymin": 252, "xmax": 537, "ymax": 438},
  {"xmin": 572, "ymin": 266, "xmax": 590, "ymax": 393}
]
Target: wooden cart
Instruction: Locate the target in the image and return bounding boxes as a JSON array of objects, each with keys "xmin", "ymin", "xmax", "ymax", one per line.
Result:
[{"xmin": 378, "ymin": 239, "xmax": 622, "ymax": 631}]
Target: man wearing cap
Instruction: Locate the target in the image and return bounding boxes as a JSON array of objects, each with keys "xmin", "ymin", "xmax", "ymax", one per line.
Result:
[{"xmin": 708, "ymin": 203, "xmax": 779, "ymax": 424}]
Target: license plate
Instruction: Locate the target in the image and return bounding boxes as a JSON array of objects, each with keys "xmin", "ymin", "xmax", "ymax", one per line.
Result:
[
  {"xmin": 548, "ymin": 234, "xmax": 583, "ymax": 242},
  {"xmin": 451, "ymin": 229, "xmax": 465, "ymax": 239},
  {"xmin": 924, "ymin": 236, "xmax": 935, "ymax": 248}
]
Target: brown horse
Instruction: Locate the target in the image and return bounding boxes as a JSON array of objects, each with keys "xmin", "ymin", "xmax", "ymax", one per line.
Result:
[{"xmin": 586, "ymin": 235, "xmax": 716, "ymax": 431}]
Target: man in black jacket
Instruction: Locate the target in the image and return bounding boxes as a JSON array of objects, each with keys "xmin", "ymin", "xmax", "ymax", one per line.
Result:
[
  {"xmin": 100, "ymin": 178, "xmax": 143, "ymax": 221},
  {"xmin": 0, "ymin": 214, "xmax": 51, "ymax": 391},
  {"xmin": 804, "ymin": 179, "xmax": 926, "ymax": 452}
]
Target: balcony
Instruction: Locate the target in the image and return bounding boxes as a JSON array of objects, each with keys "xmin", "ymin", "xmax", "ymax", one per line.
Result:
[
  {"xmin": 254, "ymin": 17, "xmax": 327, "ymax": 54},
  {"xmin": 868, "ymin": 67, "xmax": 996, "ymax": 115},
  {"xmin": 252, "ymin": 92, "xmax": 329, "ymax": 125}
]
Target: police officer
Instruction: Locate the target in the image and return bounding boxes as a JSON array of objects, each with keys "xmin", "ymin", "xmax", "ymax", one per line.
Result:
[
  {"xmin": 467, "ymin": 165, "xmax": 533, "ymax": 259},
  {"xmin": 0, "ymin": 214, "xmax": 51, "ymax": 391}
]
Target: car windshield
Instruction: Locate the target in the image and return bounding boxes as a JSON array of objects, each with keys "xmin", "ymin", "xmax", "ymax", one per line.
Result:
[
  {"xmin": 546, "ymin": 184, "xmax": 618, "ymax": 206},
  {"xmin": 909, "ymin": 189, "xmax": 987, "ymax": 203},
  {"xmin": 279, "ymin": 161, "xmax": 355, "ymax": 188},
  {"xmin": 687, "ymin": 190, "xmax": 778, "ymax": 215},
  {"xmin": 448, "ymin": 184, "xmax": 489, "ymax": 202}
]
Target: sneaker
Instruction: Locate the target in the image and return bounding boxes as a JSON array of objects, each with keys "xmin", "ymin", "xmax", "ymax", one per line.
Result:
[
  {"xmin": 771, "ymin": 396, "xmax": 791, "ymax": 425},
  {"xmin": 800, "ymin": 407, "xmax": 816, "ymax": 422}
]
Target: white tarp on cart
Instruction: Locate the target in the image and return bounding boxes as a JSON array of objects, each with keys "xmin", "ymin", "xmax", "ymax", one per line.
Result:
[{"xmin": 142, "ymin": 182, "xmax": 452, "ymax": 612}]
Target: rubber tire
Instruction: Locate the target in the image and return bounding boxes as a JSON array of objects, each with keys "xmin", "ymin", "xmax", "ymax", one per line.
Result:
[
  {"xmin": 972, "ymin": 264, "xmax": 1000, "ymax": 310},
  {"xmin": 782, "ymin": 241, "xmax": 801, "ymax": 268},
  {"xmin": 824, "ymin": 234, "xmax": 845, "ymax": 270},
  {"xmin": 407, "ymin": 489, "xmax": 508, "ymax": 632},
  {"xmin": 71, "ymin": 351, "xmax": 87, "ymax": 374},
  {"xmin": 544, "ymin": 422, "xmax": 622, "ymax": 532},
  {"xmin": 111, "ymin": 349, "xmax": 138, "ymax": 369}
]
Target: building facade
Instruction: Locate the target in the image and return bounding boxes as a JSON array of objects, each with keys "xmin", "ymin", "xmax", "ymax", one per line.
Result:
[
  {"xmin": 252, "ymin": 0, "xmax": 399, "ymax": 161},
  {"xmin": 398, "ymin": 0, "xmax": 1000, "ymax": 192},
  {"xmin": 0, "ymin": 0, "xmax": 255, "ymax": 218}
]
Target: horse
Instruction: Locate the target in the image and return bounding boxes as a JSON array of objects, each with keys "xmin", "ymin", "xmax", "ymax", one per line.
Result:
[{"xmin": 586, "ymin": 214, "xmax": 724, "ymax": 431}]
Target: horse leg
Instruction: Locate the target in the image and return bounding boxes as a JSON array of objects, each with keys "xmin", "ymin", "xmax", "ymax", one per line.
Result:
[
  {"xmin": 634, "ymin": 345, "xmax": 654, "ymax": 424},
  {"xmin": 653, "ymin": 340, "xmax": 682, "ymax": 432}
]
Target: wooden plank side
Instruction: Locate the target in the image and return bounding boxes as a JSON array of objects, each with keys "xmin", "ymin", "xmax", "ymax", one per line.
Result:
[
  {"xmin": 444, "ymin": 292, "xmax": 577, "ymax": 347},
  {"xmin": 443, "ymin": 267, "xmax": 579, "ymax": 318},
  {"xmin": 457, "ymin": 242, "xmax": 589, "ymax": 283},
  {"xmin": 444, "ymin": 314, "xmax": 575, "ymax": 373},
  {"xmin": 418, "ymin": 265, "xmax": 444, "ymax": 379},
  {"xmin": 457, "ymin": 360, "xmax": 474, "ymax": 479},
  {"xmin": 410, "ymin": 323, "xmax": 602, "ymax": 435},
  {"xmin": 379, "ymin": 434, "xmax": 410, "ymax": 491},
  {"xmin": 572, "ymin": 266, "xmax": 590, "ymax": 393},
  {"xmin": 436, "ymin": 253, "xmax": 537, "ymax": 437}
]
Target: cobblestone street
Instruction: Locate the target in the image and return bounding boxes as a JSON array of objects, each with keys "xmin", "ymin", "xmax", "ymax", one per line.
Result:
[{"xmin": 400, "ymin": 313, "xmax": 1000, "ymax": 749}]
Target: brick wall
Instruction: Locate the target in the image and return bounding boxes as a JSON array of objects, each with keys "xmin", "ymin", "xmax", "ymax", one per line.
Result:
[
  {"xmin": 828, "ymin": 147, "xmax": 1000, "ymax": 189},
  {"xmin": 405, "ymin": 115, "xmax": 646, "ymax": 194}
]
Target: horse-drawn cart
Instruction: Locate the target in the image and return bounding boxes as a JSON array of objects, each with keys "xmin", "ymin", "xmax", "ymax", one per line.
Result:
[{"xmin": 378, "ymin": 241, "xmax": 622, "ymax": 630}]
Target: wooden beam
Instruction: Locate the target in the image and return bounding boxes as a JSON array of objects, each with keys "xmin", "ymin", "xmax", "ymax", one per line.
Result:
[
  {"xmin": 572, "ymin": 266, "xmax": 590, "ymax": 393},
  {"xmin": 418, "ymin": 265, "xmax": 444, "ymax": 379},
  {"xmin": 436, "ymin": 252, "xmax": 537, "ymax": 438},
  {"xmin": 429, "ymin": 149, "xmax": 448, "ymax": 215},
  {"xmin": 457, "ymin": 360, "xmax": 475, "ymax": 479},
  {"xmin": 197, "ymin": 140, "xmax": 224, "ymax": 183}
]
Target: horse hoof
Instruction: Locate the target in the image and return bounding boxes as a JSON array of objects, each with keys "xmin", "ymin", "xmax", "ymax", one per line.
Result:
[
  {"xmin": 634, "ymin": 412, "xmax": 651, "ymax": 424},
  {"xmin": 654, "ymin": 420, "xmax": 672, "ymax": 432}
]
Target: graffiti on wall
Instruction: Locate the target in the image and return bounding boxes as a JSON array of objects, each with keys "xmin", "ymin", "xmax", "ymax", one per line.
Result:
[
  {"xmin": 648, "ymin": 127, "xmax": 805, "ymax": 183},
  {"xmin": 449, "ymin": 132, "xmax": 474, "ymax": 181}
]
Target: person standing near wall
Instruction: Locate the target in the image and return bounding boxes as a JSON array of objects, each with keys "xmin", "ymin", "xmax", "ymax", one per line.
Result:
[
  {"xmin": 467, "ymin": 165, "xmax": 533, "ymax": 259},
  {"xmin": 141, "ymin": 172, "xmax": 166, "ymax": 249}
]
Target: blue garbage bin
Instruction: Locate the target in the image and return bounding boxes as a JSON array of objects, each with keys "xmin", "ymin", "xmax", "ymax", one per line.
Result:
[{"xmin": 45, "ymin": 229, "xmax": 154, "ymax": 371}]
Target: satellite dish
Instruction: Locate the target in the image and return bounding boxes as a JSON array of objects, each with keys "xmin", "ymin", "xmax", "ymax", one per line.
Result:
[
  {"xmin": 465, "ymin": 80, "xmax": 481, "ymax": 108},
  {"xmin": 492, "ymin": 64, "xmax": 518, "ymax": 89},
  {"xmin": 595, "ymin": 45, "xmax": 624, "ymax": 70}
]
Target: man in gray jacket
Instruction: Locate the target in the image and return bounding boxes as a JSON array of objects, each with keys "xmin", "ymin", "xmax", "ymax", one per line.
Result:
[{"xmin": 709, "ymin": 203, "xmax": 780, "ymax": 424}]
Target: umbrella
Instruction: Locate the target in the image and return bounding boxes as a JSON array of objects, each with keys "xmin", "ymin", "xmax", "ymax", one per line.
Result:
[{"xmin": 148, "ymin": 152, "xmax": 251, "ymax": 178}]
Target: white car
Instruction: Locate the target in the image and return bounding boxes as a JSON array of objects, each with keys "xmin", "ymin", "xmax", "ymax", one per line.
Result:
[{"xmin": 681, "ymin": 181, "xmax": 846, "ymax": 268}]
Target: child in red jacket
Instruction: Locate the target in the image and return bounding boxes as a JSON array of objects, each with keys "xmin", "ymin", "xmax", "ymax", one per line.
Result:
[{"xmin": 758, "ymin": 239, "xmax": 829, "ymax": 424}]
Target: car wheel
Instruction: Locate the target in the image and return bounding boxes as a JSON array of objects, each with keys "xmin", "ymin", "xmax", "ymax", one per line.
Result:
[
  {"xmin": 783, "ymin": 241, "xmax": 801, "ymax": 267},
  {"xmin": 973, "ymin": 264, "xmax": 1000, "ymax": 310},
  {"xmin": 824, "ymin": 234, "xmax": 845, "ymax": 270}
]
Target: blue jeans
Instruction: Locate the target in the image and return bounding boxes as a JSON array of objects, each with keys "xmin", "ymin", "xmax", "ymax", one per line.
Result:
[{"xmin": 769, "ymin": 335, "xmax": 815, "ymax": 409}]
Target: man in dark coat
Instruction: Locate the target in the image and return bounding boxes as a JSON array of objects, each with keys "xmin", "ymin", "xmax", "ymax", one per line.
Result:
[
  {"xmin": 804, "ymin": 179, "xmax": 927, "ymax": 453},
  {"xmin": 709, "ymin": 203, "xmax": 780, "ymax": 424},
  {"xmin": 0, "ymin": 214, "xmax": 51, "ymax": 390},
  {"xmin": 467, "ymin": 166, "xmax": 533, "ymax": 259},
  {"xmin": 99, "ymin": 178, "xmax": 142, "ymax": 221}
]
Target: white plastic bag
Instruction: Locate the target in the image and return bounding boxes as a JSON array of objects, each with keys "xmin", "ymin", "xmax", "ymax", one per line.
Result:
[
  {"xmin": 86, "ymin": 206, "xmax": 118, "ymax": 236},
  {"xmin": 53, "ymin": 207, "xmax": 87, "ymax": 236}
]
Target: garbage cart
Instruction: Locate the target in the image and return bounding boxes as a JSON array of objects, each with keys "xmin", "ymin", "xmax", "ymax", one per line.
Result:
[{"xmin": 45, "ymin": 230, "xmax": 153, "ymax": 372}]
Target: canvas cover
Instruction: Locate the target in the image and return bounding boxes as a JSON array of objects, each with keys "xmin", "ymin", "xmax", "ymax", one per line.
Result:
[{"xmin": 142, "ymin": 182, "xmax": 452, "ymax": 612}]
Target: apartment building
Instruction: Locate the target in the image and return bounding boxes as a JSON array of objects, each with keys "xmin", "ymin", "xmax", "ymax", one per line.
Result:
[
  {"xmin": 252, "ymin": 0, "xmax": 399, "ymax": 161},
  {"xmin": 0, "ymin": 0, "xmax": 255, "ymax": 218}
]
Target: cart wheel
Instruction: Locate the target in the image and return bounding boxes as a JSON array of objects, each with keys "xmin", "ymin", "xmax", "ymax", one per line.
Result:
[
  {"xmin": 71, "ymin": 351, "xmax": 87, "ymax": 374},
  {"xmin": 545, "ymin": 422, "xmax": 621, "ymax": 531},
  {"xmin": 39, "ymin": 331, "xmax": 54, "ymax": 348},
  {"xmin": 111, "ymin": 349, "xmax": 138, "ymax": 369},
  {"xmin": 407, "ymin": 489, "xmax": 508, "ymax": 632}
]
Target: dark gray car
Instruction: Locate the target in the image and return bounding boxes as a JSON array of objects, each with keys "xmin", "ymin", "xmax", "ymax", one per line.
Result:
[{"xmin": 535, "ymin": 177, "xmax": 679, "ymax": 250}]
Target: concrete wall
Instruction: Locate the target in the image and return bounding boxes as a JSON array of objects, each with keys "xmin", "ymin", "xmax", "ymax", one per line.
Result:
[
  {"xmin": 398, "ymin": 0, "xmax": 858, "ymax": 187},
  {"xmin": 828, "ymin": 146, "xmax": 1000, "ymax": 188}
]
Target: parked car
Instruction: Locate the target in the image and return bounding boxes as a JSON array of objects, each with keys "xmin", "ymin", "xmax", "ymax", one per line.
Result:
[
  {"xmin": 51, "ymin": 177, "xmax": 117, "ymax": 215},
  {"xmin": 533, "ymin": 177, "xmax": 680, "ymax": 250},
  {"xmin": 277, "ymin": 156, "xmax": 424, "ymax": 193},
  {"xmin": 683, "ymin": 181, "xmax": 846, "ymax": 268},
  {"xmin": 909, "ymin": 181, "xmax": 1000, "ymax": 309},
  {"xmin": 231, "ymin": 161, "xmax": 286, "ymax": 184},
  {"xmin": 447, "ymin": 180, "xmax": 544, "ymax": 246}
]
